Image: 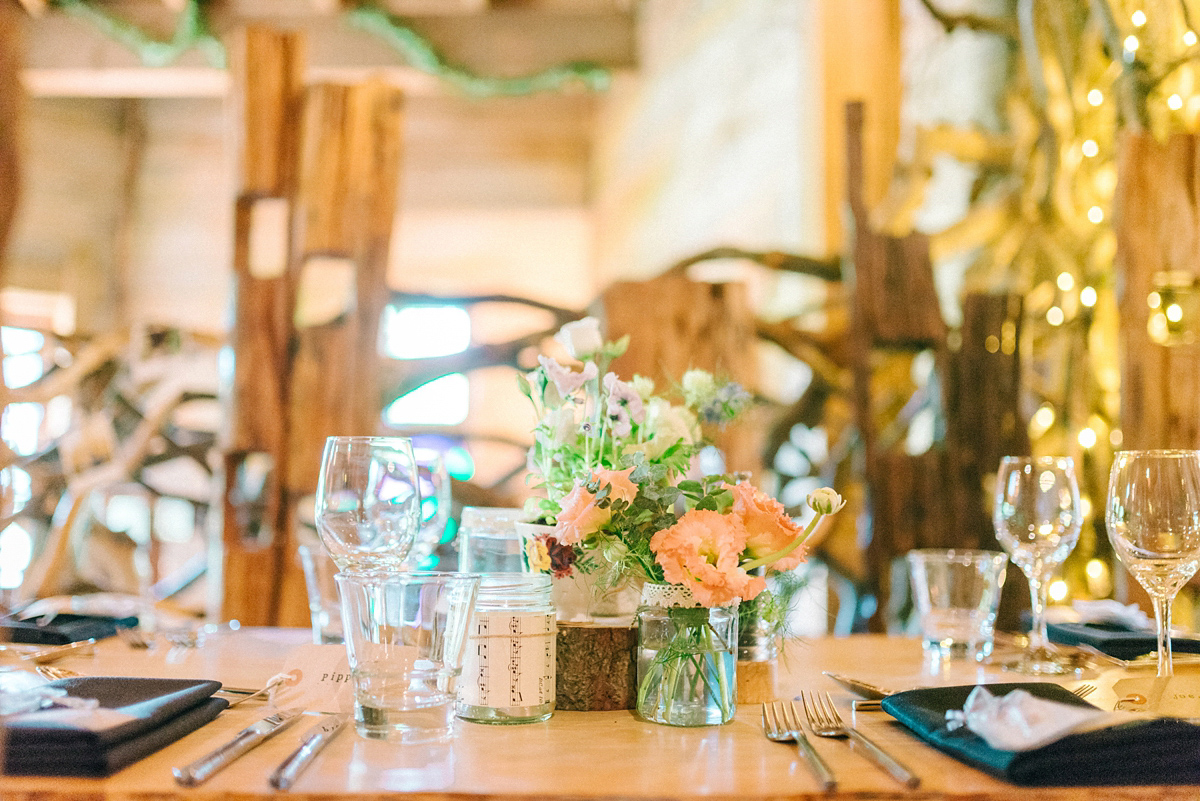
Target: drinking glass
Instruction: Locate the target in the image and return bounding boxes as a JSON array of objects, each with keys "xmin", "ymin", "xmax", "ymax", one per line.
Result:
[
  {"xmin": 993, "ymin": 455, "xmax": 1082, "ymax": 674},
  {"xmin": 1106, "ymin": 449, "xmax": 1200, "ymax": 678},
  {"xmin": 314, "ymin": 436, "xmax": 422, "ymax": 570}
]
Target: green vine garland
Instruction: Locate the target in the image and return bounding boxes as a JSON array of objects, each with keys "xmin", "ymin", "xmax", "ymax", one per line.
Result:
[
  {"xmin": 53, "ymin": 0, "xmax": 225, "ymax": 69},
  {"xmin": 346, "ymin": 5, "xmax": 611, "ymax": 96},
  {"xmin": 45, "ymin": 0, "xmax": 612, "ymax": 97}
]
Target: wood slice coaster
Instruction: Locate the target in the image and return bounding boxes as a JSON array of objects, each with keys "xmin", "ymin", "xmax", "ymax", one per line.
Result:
[
  {"xmin": 736, "ymin": 658, "xmax": 777, "ymax": 704},
  {"xmin": 556, "ymin": 622, "xmax": 638, "ymax": 711}
]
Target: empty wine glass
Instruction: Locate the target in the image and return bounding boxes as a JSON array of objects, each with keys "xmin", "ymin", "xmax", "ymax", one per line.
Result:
[
  {"xmin": 401, "ymin": 447, "xmax": 452, "ymax": 570},
  {"xmin": 993, "ymin": 455, "xmax": 1082, "ymax": 674},
  {"xmin": 1106, "ymin": 450, "xmax": 1200, "ymax": 678},
  {"xmin": 314, "ymin": 436, "xmax": 422, "ymax": 570}
]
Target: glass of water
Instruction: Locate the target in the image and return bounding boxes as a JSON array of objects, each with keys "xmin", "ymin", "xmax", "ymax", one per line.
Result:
[
  {"xmin": 457, "ymin": 507, "xmax": 527, "ymax": 572},
  {"xmin": 1107, "ymin": 450, "xmax": 1200, "ymax": 678},
  {"xmin": 906, "ymin": 548, "xmax": 1008, "ymax": 661},
  {"xmin": 315, "ymin": 436, "xmax": 422, "ymax": 570},
  {"xmin": 993, "ymin": 455, "xmax": 1082, "ymax": 674},
  {"xmin": 336, "ymin": 570, "xmax": 480, "ymax": 742}
]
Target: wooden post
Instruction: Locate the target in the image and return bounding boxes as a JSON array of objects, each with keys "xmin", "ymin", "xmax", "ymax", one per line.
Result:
[
  {"xmin": 277, "ymin": 80, "xmax": 405, "ymax": 625},
  {"xmin": 219, "ymin": 28, "xmax": 306, "ymax": 625},
  {"xmin": 1114, "ymin": 132, "xmax": 1200, "ymax": 450},
  {"xmin": 0, "ymin": 0, "xmax": 21, "ymax": 278}
]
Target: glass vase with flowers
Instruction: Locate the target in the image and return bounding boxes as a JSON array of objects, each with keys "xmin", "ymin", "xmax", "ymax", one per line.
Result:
[{"xmin": 545, "ymin": 462, "xmax": 843, "ymax": 726}]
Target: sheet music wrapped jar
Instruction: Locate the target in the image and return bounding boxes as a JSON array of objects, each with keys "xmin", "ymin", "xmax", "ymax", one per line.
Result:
[{"xmin": 457, "ymin": 573, "xmax": 556, "ymax": 724}]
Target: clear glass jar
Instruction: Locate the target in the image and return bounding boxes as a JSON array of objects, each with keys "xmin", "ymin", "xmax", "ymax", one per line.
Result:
[
  {"xmin": 636, "ymin": 583, "xmax": 738, "ymax": 726},
  {"xmin": 457, "ymin": 573, "xmax": 556, "ymax": 724}
]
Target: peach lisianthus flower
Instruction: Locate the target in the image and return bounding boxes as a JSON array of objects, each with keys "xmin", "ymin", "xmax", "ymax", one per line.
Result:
[
  {"xmin": 729, "ymin": 481, "xmax": 808, "ymax": 571},
  {"xmin": 553, "ymin": 467, "xmax": 638, "ymax": 545},
  {"xmin": 649, "ymin": 509, "xmax": 764, "ymax": 607}
]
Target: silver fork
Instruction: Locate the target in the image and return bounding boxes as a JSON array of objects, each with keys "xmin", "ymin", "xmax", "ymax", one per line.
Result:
[
  {"xmin": 761, "ymin": 701, "xmax": 836, "ymax": 792},
  {"xmin": 117, "ymin": 626, "xmax": 153, "ymax": 649},
  {"xmin": 1072, "ymin": 683, "xmax": 1097, "ymax": 700},
  {"xmin": 800, "ymin": 691, "xmax": 920, "ymax": 789}
]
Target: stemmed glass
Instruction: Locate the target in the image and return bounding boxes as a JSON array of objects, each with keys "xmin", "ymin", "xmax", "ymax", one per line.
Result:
[
  {"xmin": 1106, "ymin": 450, "xmax": 1200, "ymax": 678},
  {"xmin": 314, "ymin": 436, "xmax": 422, "ymax": 570},
  {"xmin": 401, "ymin": 448, "xmax": 452, "ymax": 570},
  {"xmin": 993, "ymin": 455, "xmax": 1082, "ymax": 674}
]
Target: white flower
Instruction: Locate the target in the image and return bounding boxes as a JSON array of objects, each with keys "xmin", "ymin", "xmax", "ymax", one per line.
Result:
[
  {"xmin": 681, "ymin": 369, "xmax": 717, "ymax": 407},
  {"xmin": 643, "ymin": 399, "xmax": 699, "ymax": 458},
  {"xmin": 554, "ymin": 317, "xmax": 604, "ymax": 361},
  {"xmin": 807, "ymin": 487, "xmax": 845, "ymax": 515},
  {"xmin": 631, "ymin": 374, "xmax": 656, "ymax": 401}
]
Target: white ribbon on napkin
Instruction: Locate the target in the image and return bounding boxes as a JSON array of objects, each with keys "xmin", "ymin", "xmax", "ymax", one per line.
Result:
[
  {"xmin": 1071, "ymin": 600, "xmax": 1152, "ymax": 629},
  {"xmin": 945, "ymin": 687, "xmax": 1112, "ymax": 751}
]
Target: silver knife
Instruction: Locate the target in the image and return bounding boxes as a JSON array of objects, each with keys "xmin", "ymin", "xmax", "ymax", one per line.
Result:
[
  {"xmin": 173, "ymin": 707, "xmax": 305, "ymax": 786},
  {"xmin": 269, "ymin": 713, "xmax": 350, "ymax": 790},
  {"xmin": 822, "ymin": 672, "xmax": 896, "ymax": 700}
]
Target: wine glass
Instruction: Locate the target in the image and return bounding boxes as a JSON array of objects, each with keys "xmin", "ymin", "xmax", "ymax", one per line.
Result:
[
  {"xmin": 401, "ymin": 447, "xmax": 452, "ymax": 570},
  {"xmin": 993, "ymin": 455, "xmax": 1082, "ymax": 674},
  {"xmin": 314, "ymin": 436, "xmax": 422, "ymax": 570},
  {"xmin": 1106, "ymin": 449, "xmax": 1200, "ymax": 678}
]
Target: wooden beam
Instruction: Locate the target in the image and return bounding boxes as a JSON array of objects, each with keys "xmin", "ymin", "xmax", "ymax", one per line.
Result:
[{"xmin": 819, "ymin": 0, "xmax": 902, "ymax": 255}]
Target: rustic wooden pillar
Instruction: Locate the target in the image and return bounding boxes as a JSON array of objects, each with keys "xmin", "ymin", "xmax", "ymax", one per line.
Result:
[
  {"xmin": 1114, "ymin": 132, "xmax": 1200, "ymax": 450},
  {"xmin": 0, "ymin": 0, "xmax": 21, "ymax": 281},
  {"xmin": 219, "ymin": 28, "xmax": 306, "ymax": 625},
  {"xmin": 276, "ymin": 80, "xmax": 405, "ymax": 625},
  {"xmin": 602, "ymin": 273, "xmax": 763, "ymax": 476}
]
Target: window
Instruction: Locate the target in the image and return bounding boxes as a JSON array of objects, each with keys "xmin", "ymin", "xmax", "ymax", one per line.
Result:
[{"xmin": 381, "ymin": 305, "xmax": 471, "ymax": 427}]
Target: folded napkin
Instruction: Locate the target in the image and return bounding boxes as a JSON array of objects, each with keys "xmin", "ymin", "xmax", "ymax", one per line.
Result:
[
  {"xmin": 1047, "ymin": 621, "xmax": 1200, "ymax": 661},
  {"xmin": 882, "ymin": 682, "xmax": 1200, "ymax": 785},
  {"xmin": 3, "ymin": 676, "xmax": 228, "ymax": 776},
  {"xmin": 1, "ymin": 613, "xmax": 139, "ymax": 645}
]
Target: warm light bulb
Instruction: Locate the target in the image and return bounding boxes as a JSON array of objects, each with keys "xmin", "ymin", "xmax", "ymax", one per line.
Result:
[
  {"xmin": 1125, "ymin": 35, "xmax": 1140, "ymax": 52},
  {"xmin": 1088, "ymin": 206, "xmax": 1104, "ymax": 223},
  {"xmin": 1167, "ymin": 303, "xmax": 1184, "ymax": 322},
  {"xmin": 1082, "ymin": 139, "xmax": 1099, "ymax": 157},
  {"xmin": 1081, "ymin": 286, "xmax": 1098, "ymax": 307},
  {"xmin": 1088, "ymin": 89, "xmax": 1104, "ymax": 106},
  {"xmin": 1186, "ymin": 30, "xmax": 1198, "ymax": 46},
  {"xmin": 1047, "ymin": 307, "xmax": 1065, "ymax": 326},
  {"xmin": 1033, "ymin": 405, "xmax": 1056, "ymax": 430},
  {"xmin": 1170, "ymin": 94, "xmax": 1184, "ymax": 110},
  {"xmin": 1049, "ymin": 580, "xmax": 1069, "ymax": 603},
  {"xmin": 1148, "ymin": 290, "xmax": 1162, "ymax": 308},
  {"xmin": 1057, "ymin": 272, "xmax": 1075, "ymax": 291},
  {"xmin": 1078, "ymin": 427, "xmax": 1098, "ymax": 449},
  {"xmin": 1110, "ymin": 428, "xmax": 1124, "ymax": 446},
  {"xmin": 1132, "ymin": 9, "xmax": 1147, "ymax": 26}
]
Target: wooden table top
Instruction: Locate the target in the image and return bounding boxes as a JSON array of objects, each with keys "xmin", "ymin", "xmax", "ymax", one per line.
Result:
[{"xmin": 0, "ymin": 627, "xmax": 1193, "ymax": 800}]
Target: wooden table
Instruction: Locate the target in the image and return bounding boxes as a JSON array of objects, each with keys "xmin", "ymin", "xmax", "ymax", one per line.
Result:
[{"xmin": 0, "ymin": 628, "xmax": 1191, "ymax": 800}]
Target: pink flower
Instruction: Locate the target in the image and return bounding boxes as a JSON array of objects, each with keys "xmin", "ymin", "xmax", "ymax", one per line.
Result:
[
  {"xmin": 649, "ymin": 510, "xmax": 764, "ymax": 606},
  {"xmin": 539, "ymin": 355, "xmax": 597, "ymax": 396},
  {"xmin": 604, "ymin": 372, "xmax": 645, "ymax": 423},
  {"xmin": 729, "ymin": 481, "xmax": 809, "ymax": 571},
  {"xmin": 553, "ymin": 467, "xmax": 638, "ymax": 545}
]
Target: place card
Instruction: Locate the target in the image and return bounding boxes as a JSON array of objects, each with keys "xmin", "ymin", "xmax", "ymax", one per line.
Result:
[
  {"xmin": 1112, "ymin": 675, "xmax": 1200, "ymax": 716},
  {"xmin": 270, "ymin": 644, "xmax": 354, "ymax": 714}
]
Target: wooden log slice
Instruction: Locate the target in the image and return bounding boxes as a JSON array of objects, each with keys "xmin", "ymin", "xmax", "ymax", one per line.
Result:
[{"xmin": 555, "ymin": 622, "xmax": 637, "ymax": 711}]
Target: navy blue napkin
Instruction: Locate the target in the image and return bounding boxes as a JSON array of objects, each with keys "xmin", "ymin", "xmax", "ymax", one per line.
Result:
[
  {"xmin": 1047, "ymin": 621, "xmax": 1200, "ymax": 661},
  {"xmin": 3, "ymin": 676, "xmax": 228, "ymax": 776},
  {"xmin": 1, "ymin": 613, "xmax": 139, "ymax": 645},
  {"xmin": 881, "ymin": 682, "xmax": 1200, "ymax": 785}
]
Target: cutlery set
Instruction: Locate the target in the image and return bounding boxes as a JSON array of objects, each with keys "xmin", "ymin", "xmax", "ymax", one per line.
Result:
[
  {"xmin": 766, "ymin": 676, "xmax": 1105, "ymax": 790},
  {"xmin": 761, "ymin": 692, "xmax": 920, "ymax": 790}
]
